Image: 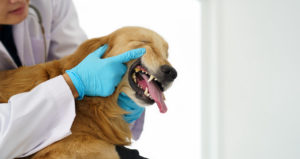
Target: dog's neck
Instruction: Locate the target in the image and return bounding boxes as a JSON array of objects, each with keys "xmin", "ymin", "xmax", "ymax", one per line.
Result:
[{"xmin": 73, "ymin": 88, "xmax": 131, "ymax": 145}]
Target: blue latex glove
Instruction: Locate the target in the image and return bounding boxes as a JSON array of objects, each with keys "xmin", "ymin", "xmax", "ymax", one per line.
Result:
[
  {"xmin": 118, "ymin": 92, "xmax": 145, "ymax": 123},
  {"xmin": 66, "ymin": 44, "xmax": 145, "ymax": 99}
]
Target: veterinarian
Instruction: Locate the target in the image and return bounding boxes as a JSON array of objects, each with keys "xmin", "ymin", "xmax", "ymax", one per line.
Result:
[{"xmin": 0, "ymin": 0, "xmax": 146, "ymax": 158}]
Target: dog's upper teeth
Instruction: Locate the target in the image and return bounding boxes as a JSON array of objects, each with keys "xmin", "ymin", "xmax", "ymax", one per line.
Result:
[
  {"xmin": 135, "ymin": 68, "xmax": 141, "ymax": 72},
  {"xmin": 148, "ymin": 75, "xmax": 155, "ymax": 82},
  {"xmin": 132, "ymin": 73, "xmax": 137, "ymax": 83},
  {"xmin": 142, "ymin": 70, "xmax": 149, "ymax": 75}
]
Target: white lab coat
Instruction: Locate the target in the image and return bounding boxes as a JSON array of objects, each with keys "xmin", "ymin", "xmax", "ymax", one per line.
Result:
[{"xmin": 0, "ymin": 0, "xmax": 87, "ymax": 158}]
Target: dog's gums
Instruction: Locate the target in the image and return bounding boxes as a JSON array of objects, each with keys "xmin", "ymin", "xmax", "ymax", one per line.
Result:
[{"xmin": 128, "ymin": 58, "xmax": 168, "ymax": 113}]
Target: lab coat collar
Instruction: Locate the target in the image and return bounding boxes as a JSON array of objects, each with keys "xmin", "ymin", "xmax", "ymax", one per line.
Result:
[
  {"xmin": 0, "ymin": 42, "xmax": 17, "ymax": 70},
  {"xmin": 13, "ymin": 17, "xmax": 35, "ymax": 67},
  {"xmin": 0, "ymin": 16, "xmax": 37, "ymax": 71}
]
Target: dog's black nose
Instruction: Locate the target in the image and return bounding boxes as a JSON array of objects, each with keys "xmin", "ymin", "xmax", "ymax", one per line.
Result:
[{"xmin": 160, "ymin": 65, "xmax": 177, "ymax": 82}]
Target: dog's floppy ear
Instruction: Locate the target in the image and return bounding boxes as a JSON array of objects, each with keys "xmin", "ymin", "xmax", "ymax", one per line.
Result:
[
  {"xmin": 76, "ymin": 36, "xmax": 110, "ymax": 57},
  {"xmin": 62, "ymin": 36, "xmax": 109, "ymax": 71}
]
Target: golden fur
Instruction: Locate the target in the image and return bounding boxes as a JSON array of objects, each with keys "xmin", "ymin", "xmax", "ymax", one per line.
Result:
[{"xmin": 0, "ymin": 26, "xmax": 173, "ymax": 159}]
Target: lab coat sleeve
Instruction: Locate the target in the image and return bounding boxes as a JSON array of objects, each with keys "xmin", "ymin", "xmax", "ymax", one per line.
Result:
[
  {"xmin": 48, "ymin": 0, "xmax": 87, "ymax": 60},
  {"xmin": 0, "ymin": 75, "xmax": 76, "ymax": 159}
]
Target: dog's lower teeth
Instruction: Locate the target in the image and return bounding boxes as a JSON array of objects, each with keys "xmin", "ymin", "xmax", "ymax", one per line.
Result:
[{"xmin": 144, "ymin": 88, "xmax": 149, "ymax": 96}]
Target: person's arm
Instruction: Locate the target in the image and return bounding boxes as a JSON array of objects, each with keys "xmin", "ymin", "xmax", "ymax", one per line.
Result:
[
  {"xmin": 0, "ymin": 76, "xmax": 76, "ymax": 158},
  {"xmin": 0, "ymin": 45, "xmax": 145, "ymax": 158}
]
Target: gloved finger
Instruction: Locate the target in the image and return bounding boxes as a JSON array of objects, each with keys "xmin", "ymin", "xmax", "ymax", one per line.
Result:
[
  {"xmin": 120, "ymin": 92, "xmax": 128, "ymax": 98},
  {"xmin": 111, "ymin": 48, "xmax": 146, "ymax": 63},
  {"xmin": 118, "ymin": 93, "xmax": 133, "ymax": 108},
  {"xmin": 91, "ymin": 44, "xmax": 108, "ymax": 58},
  {"xmin": 112, "ymin": 64, "xmax": 127, "ymax": 86},
  {"xmin": 119, "ymin": 92, "xmax": 135, "ymax": 106}
]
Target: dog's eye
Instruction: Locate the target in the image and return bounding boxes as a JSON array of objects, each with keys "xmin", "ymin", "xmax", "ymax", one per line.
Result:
[{"xmin": 141, "ymin": 40, "xmax": 151, "ymax": 44}]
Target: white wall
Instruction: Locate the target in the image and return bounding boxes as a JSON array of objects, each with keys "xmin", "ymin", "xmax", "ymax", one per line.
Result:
[
  {"xmin": 202, "ymin": 0, "xmax": 300, "ymax": 159},
  {"xmin": 73, "ymin": 0, "xmax": 201, "ymax": 159}
]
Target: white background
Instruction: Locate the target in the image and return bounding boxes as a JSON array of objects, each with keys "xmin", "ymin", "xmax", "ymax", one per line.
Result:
[
  {"xmin": 202, "ymin": 0, "xmax": 300, "ymax": 159},
  {"xmin": 73, "ymin": 0, "xmax": 201, "ymax": 159}
]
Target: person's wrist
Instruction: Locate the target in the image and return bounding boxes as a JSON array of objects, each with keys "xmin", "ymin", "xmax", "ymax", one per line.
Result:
[
  {"xmin": 63, "ymin": 73, "xmax": 79, "ymax": 99},
  {"xmin": 65, "ymin": 70, "xmax": 85, "ymax": 100}
]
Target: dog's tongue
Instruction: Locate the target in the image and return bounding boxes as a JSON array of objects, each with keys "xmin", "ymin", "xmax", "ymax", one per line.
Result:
[{"xmin": 141, "ymin": 74, "xmax": 167, "ymax": 113}]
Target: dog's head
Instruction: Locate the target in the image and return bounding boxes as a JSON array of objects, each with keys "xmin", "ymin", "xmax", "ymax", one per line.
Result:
[
  {"xmin": 109, "ymin": 27, "xmax": 177, "ymax": 113},
  {"xmin": 71, "ymin": 26, "xmax": 177, "ymax": 113}
]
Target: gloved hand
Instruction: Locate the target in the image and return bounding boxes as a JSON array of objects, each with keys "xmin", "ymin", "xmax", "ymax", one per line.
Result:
[
  {"xmin": 118, "ymin": 92, "xmax": 145, "ymax": 123},
  {"xmin": 66, "ymin": 44, "xmax": 146, "ymax": 99}
]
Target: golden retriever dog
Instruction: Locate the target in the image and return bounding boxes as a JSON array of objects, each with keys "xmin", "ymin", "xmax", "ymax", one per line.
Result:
[{"xmin": 0, "ymin": 26, "xmax": 177, "ymax": 159}]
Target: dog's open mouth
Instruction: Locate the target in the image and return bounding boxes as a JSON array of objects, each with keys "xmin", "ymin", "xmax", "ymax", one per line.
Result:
[{"xmin": 128, "ymin": 59, "xmax": 167, "ymax": 113}]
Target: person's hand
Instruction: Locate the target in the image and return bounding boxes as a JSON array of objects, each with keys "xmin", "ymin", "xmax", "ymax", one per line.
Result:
[
  {"xmin": 66, "ymin": 44, "xmax": 146, "ymax": 99},
  {"xmin": 118, "ymin": 92, "xmax": 145, "ymax": 123}
]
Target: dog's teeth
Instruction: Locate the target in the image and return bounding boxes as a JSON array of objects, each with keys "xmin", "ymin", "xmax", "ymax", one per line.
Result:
[
  {"xmin": 135, "ymin": 68, "xmax": 141, "ymax": 72},
  {"xmin": 144, "ymin": 88, "xmax": 151, "ymax": 97},
  {"xmin": 148, "ymin": 75, "xmax": 155, "ymax": 82},
  {"xmin": 132, "ymin": 73, "xmax": 137, "ymax": 83},
  {"xmin": 139, "ymin": 85, "xmax": 143, "ymax": 89},
  {"xmin": 142, "ymin": 70, "xmax": 148, "ymax": 75},
  {"xmin": 144, "ymin": 88, "xmax": 149, "ymax": 95}
]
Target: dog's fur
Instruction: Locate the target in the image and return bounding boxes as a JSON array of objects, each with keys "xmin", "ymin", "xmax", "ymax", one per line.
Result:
[{"xmin": 0, "ymin": 26, "xmax": 175, "ymax": 159}]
